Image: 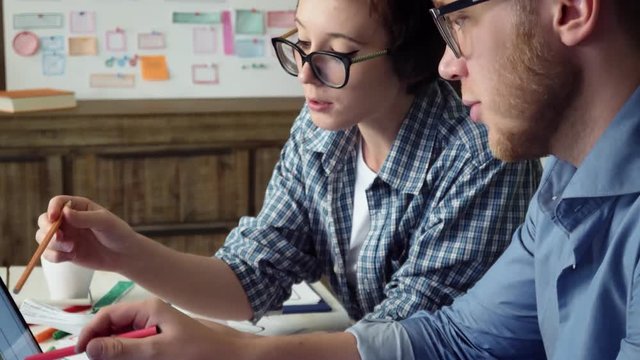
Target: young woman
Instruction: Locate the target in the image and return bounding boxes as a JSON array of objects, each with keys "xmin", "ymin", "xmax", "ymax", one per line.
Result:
[{"xmin": 38, "ymin": 0, "xmax": 540, "ymax": 327}]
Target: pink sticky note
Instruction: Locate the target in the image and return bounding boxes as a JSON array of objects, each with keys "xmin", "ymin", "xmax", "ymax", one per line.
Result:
[{"xmin": 221, "ymin": 11, "xmax": 234, "ymax": 55}]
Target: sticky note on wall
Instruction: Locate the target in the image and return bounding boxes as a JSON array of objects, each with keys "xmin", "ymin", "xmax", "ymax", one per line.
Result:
[
  {"xmin": 68, "ymin": 37, "xmax": 98, "ymax": 56},
  {"xmin": 192, "ymin": 64, "xmax": 219, "ymax": 84},
  {"xmin": 70, "ymin": 11, "xmax": 96, "ymax": 33},
  {"xmin": 41, "ymin": 36, "xmax": 65, "ymax": 52},
  {"xmin": 106, "ymin": 29, "xmax": 127, "ymax": 52},
  {"xmin": 234, "ymin": 38, "xmax": 265, "ymax": 58},
  {"xmin": 14, "ymin": 13, "xmax": 63, "ymax": 29},
  {"xmin": 193, "ymin": 27, "xmax": 216, "ymax": 54},
  {"xmin": 267, "ymin": 11, "xmax": 295, "ymax": 28},
  {"xmin": 43, "ymin": 53, "xmax": 66, "ymax": 76},
  {"xmin": 90, "ymin": 73, "xmax": 135, "ymax": 88},
  {"xmin": 140, "ymin": 55, "xmax": 169, "ymax": 81},
  {"xmin": 138, "ymin": 32, "xmax": 165, "ymax": 50},
  {"xmin": 235, "ymin": 10, "xmax": 265, "ymax": 35},
  {"xmin": 173, "ymin": 12, "xmax": 221, "ymax": 24}
]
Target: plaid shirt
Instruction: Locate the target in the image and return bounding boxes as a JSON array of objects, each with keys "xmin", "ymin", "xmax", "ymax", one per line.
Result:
[{"xmin": 216, "ymin": 80, "xmax": 542, "ymax": 321}]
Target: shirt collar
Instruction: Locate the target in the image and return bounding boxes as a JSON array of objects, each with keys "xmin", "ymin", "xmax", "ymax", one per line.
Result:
[
  {"xmin": 302, "ymin": 80, "xmax": 465, "ymax": 194},
  {"xmin": 563, "ymin": 86, "xmax": 640, "ymax": 199}
]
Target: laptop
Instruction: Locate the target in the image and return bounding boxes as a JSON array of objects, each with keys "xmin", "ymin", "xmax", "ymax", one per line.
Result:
[{"xmin": 0, "ymin": 279, "xmax": 42, "ymax": 360}]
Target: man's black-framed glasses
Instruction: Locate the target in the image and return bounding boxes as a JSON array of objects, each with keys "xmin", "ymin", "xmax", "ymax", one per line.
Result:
[
  {"xmin": 430, "ymin": 0, "xmax": 490, "ymax": 58},
  {"xmin": 271, "ymin": 28, "xmax": 389, "ymax": 89}
]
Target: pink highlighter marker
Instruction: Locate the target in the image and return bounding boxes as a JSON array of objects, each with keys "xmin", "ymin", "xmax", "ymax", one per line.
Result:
[{"xmin": 25, "ymin": 325, "xmax": 160, "ymax": 360}]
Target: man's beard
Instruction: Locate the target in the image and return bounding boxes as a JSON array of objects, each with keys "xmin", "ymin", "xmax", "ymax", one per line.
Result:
[{"xmin": 487, "ymin": 9, "xmax": 581, "ymax": 162}]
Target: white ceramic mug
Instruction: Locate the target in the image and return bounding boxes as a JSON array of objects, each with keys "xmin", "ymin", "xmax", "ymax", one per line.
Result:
[{"xmin": 41, "ymin": 257, "xmax": 95, "ymax": 300}]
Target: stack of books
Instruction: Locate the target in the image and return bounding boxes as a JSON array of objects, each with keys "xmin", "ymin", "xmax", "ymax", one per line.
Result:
[{"xmin": 0, "ymin": 88, "xmax": 76, "ymax": 113}]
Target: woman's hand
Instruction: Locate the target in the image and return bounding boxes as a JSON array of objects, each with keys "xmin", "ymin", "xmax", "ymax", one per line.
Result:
[
  {"xmin": 36, "ymin": 195, "xmax": 143, "ymax": 272},
  {"xmin": 76, "ymin": 299, "xmax": 254, "ymax": 360}
]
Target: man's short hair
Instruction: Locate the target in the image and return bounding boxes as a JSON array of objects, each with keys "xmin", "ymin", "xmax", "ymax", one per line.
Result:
[{"xmin": 369, "ymin": 0, "xmax": 445, "ymax": 94}]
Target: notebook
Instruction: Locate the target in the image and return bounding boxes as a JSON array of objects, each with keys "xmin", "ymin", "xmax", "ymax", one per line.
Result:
[{"xmin": 0, "ymin": 279, "xmax": 42, "ymax": 359}]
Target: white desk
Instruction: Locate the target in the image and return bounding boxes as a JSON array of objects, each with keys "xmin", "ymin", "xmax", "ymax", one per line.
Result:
[
  {"xmin": 0, "ymin": 266, "xmax": 7, "ymax": 284},
  {"xmin": 7, "ymin": 266, "xmax": 351, "ymax": 336},
  {"xmin": 8, "ymin": 266, "xmax": 151, "ymax": 307}
]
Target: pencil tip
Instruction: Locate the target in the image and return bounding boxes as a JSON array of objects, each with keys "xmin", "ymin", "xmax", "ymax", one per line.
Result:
[{"xmin": 13, "ymin": 288, "xmax": 20, "ymax": 294}]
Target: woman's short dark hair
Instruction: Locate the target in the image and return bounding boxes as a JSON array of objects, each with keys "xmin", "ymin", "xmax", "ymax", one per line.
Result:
[{"xmin": 369, "ymin": 0, "xmax": 445, "ymax": 94}]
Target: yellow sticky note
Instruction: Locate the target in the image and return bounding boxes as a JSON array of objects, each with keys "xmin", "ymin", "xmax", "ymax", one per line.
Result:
[{"xmin": 140, "ymin": 55, "xmax": 169, "ymax": 81}]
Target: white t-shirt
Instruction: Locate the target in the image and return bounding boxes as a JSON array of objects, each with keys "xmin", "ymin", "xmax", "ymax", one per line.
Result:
[{"xmin": 346, "ymin": 141, "xmax": 378, "ymax": 289}]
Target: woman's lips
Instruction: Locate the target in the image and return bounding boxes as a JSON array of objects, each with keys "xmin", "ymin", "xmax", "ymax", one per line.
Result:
[{"xmin": 308, "ymin": 99, "xmax": 333, "ymax": 112}]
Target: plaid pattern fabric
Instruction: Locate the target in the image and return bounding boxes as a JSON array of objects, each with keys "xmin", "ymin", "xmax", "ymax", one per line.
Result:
[{"xmin": 216, "ymin": 80, "xmax": 542, "ymax": 321}]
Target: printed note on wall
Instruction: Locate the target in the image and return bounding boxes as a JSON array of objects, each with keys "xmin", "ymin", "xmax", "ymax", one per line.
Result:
[
  {"xmin": 41, "ymin": 35, "xmax": 65, "ymax": 52},
  {"xmin": 13, "ymin": 13, "xmax": 63, "ymax": 29},
  {"xmin": 90, "ymin": 73, "xmax": 135, "ymax": 88},
  {"xmin": 172, "ymin": 12, "xmax": 221, "ymax": 24},
  {"xmin": 138, "ymin": 32, "xmax": 165, "ymax": 50},
  {"xmin": 192, "ymin": 64, "xmax": 219, "ymax": 84},
  {"xmin": 140, "ymin": 55, "xmax": 169, "ymax": 81},
  {"xmin": 267, "ymin": 11, "xmax": 295, "ymax": 28},
  {"xmin": 235, "ymin": 10, "xmax": 265, "ymax": 35},
  {"xmin": 193, "ymin": 27, "xmax": 216, "ymax": 54},
  {"xmin": 42, "ymin": 53, "xmax": 66, "ymax": 76},
  {"xmin": 68, "ymin": 37, "xmax": 98, "ymax": 56},
  {"xmin": 70, "ymin": 11, "xmax": 96, "ymax": 33},
  {"xmin": 234, "ymin": 38, "xmax": 265, "ymax": 58},
  {"xmin": 106, "ymin": 29, "xmax": 127, "ymax": 51}
]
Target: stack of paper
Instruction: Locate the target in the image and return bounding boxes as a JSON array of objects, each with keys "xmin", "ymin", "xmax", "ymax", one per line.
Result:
[
  {"xmin": 20, "ymin": 300, "xmax": 93, "ymax": 335},
  {"xmin": 281, "ymin": 282, "xmax": 331, "ymax": 314}
]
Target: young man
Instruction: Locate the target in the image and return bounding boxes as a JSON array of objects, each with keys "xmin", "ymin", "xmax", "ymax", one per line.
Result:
[{"xmin": 74, "ymin": 0, "xmax": 640, "ymax": 359}]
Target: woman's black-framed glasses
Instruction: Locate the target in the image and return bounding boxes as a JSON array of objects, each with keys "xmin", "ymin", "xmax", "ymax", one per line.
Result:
[
  {"xmin": 430, "ymin": 0, "xmax": 490, "ymax": 58},
  {"xmin": 271, "ymin": 28, "xmax": 389, "ymax": 89}
]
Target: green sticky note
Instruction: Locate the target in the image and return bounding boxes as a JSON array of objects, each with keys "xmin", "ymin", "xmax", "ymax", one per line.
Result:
[
  {"xmin": 173, "ymin": 12, "xmax": 221, "ymax": 24},
  {"xmin": 235, "ymin": 10, "xmax": 265, "ymax": 35}
]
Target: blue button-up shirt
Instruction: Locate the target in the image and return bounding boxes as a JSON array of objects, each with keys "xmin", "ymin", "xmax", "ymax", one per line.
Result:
[
  {"xmin": 349, "ymin": 86, "xmax": 640, "ymax": 359},
  {"xmin": 217, "ymin": 80, "xmax": 541, "ymax": 321}
]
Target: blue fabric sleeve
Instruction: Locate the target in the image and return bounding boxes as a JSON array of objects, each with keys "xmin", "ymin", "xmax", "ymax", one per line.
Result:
[
  {"xmin": 346, "ymin": 319, "xmax": 415, "ymax": 360},
  {"xmin": 617, "ymin": 260, "xmax": 640, "ymax": 359}
]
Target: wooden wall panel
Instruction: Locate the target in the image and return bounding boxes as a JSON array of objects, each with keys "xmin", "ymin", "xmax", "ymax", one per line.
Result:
[
  {"xmin": 0, "ymin": 157, "xmax": 62, "ymax": 265},
  {"xmin": 252, "ymin": 147, "xmax": 282, "ymax": 214},
  {"xmin": 70, "ymin": 150, "xmax": 250, "ymax": 226},
  {"xmin": 0, "ymin": 99, "xmax": 298, "ymax": 265}
]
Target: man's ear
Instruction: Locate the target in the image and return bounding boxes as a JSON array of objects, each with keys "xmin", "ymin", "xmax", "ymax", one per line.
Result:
[{"xmin": 552, "ymin": 0, "xmax": 599, "ymax": 46}]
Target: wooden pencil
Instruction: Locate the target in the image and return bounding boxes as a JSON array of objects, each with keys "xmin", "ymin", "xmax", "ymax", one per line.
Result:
[{"xmin": 13, "ymin": 200, "xmax": 72, "ymax": 294}]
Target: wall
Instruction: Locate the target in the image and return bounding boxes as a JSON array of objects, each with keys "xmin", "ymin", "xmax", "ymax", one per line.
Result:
[{"xmin": 3, "ymin": 0, "xmax": 302, "ymax": 99}]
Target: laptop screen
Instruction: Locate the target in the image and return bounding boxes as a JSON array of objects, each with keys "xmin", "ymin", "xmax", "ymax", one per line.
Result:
[{"xmin": 0, "ymin": 280, "xmax": 41, "ymax": 360}]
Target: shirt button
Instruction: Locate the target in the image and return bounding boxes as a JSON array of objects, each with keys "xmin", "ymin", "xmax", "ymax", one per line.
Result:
[
  {"xmin": 334, "ymin": 265, "xmax": 340, "ymax": 273},
  {"xmin": 572, "ymin": 264, "xmax": 576, "ymax": 269},
  {"xmin": 552, "ymin": 195, "xmax": 558, "ymax": 201}
]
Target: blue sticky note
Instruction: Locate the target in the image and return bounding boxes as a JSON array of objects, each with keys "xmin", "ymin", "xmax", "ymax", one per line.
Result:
[
  {"xmin": 235, "ymin": 10, "xmax": 265, "ymax": 35},
  {"xmin": 42, "ymin": 53, "xmax": 65, "ymax": 75},
  {"xmin": 40, "ymin": 35, "xmax": 65, "ymax": 52},
  {"xmin": 234, "ymin": 38, "xmax": 265, "ymax": 58}
]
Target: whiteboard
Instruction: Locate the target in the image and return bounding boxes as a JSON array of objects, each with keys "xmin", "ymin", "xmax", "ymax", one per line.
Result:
[{"xmin": 2, "ymin": 0, "xmax": 302, "ymax": 99}]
